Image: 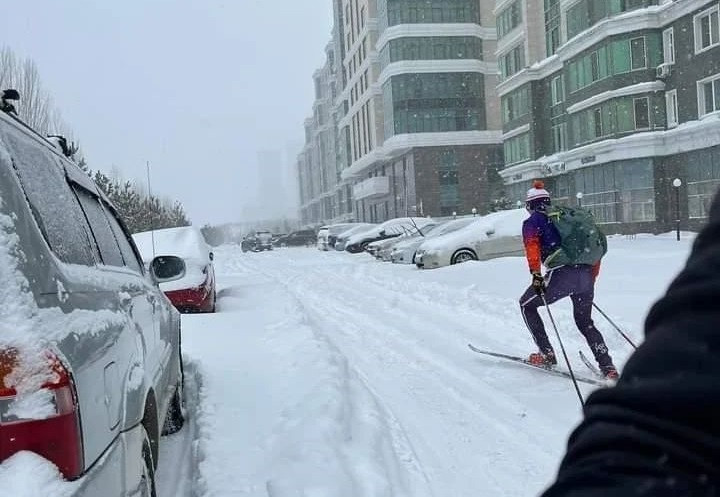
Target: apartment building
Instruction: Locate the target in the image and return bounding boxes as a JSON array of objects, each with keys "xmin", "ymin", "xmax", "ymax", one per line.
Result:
[
  {"xmin": 343, "ymin": 0, "xmax": 505, "ymax": 220},
  {"xmin": 497, "ymin": 0, "xmax": 720, "ymax": 233}
]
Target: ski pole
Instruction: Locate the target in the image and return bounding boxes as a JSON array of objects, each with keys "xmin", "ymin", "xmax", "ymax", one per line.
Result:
[
  {"xmin": 592, "ymin": 303, "xmax": 638, "ymax": 350},
  {"xmin": 541, "ymin": 293, "xmax": 585, "ymax": 407}
]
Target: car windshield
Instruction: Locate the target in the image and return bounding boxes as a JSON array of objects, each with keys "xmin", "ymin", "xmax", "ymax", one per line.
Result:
[{"xmin": 2, "ymin": 2, "xmax": 715, "ymax": 496}]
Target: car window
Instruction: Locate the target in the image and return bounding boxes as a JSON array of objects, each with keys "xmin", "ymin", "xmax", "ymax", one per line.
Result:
[
  {"xmin": 103, "ymin": 203, "xmax": 143, "ymax": 274},
  {"xmin": 3, "ymin": 129, "xmax": 96, "ymax": 265},
  {"xmin": 74, "ymin": 186, "xmax": 124, "ymax": 267}
]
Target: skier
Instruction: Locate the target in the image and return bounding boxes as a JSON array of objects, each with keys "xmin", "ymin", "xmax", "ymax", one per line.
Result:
[
  {"xmin": 519, "ymin": 180, "xmax": 618, "ymax": 379},
  {"xmin": 541, "ymin": 191, "xmax": 720, "ymax": 497}
]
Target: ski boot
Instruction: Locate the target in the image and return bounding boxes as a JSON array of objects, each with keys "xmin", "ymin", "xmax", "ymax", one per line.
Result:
[{"xmin": 528, "ymin": 351, "xmax": 557, "ymax": 368}]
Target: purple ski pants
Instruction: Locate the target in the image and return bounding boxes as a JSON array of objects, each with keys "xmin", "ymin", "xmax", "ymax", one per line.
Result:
[{"xmin": 519, "ymin": 265, "xmax": 614, "ymax": 371}]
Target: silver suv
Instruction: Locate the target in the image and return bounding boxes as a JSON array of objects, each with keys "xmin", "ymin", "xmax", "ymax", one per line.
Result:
[{"xmin": 0, "ymin": 102, "xmax": 183, "ymax": 496}]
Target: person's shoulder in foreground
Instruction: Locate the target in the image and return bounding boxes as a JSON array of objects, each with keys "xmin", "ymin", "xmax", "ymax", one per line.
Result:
[{"xmin": 541, "ymin": 193, "xmax": 720, "ymax": 497}]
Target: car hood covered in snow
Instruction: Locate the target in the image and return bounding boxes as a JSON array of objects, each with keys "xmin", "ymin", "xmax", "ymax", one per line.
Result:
[
  {"xmin": 133, "ymin": 226, "xmax": 212, "ymax": 291},
  {"xmin": 347, "ymin": 218, "xmax": 434, "ymax": 246}
]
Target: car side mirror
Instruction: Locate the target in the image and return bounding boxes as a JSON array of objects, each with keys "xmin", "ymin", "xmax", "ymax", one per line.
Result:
[
  {"xmin": 209, "ymin": 252, "xmax": 214, "ymax": 261},
  {"xmin": 150, "ymin": 255, "xmax": 186, "ymax": 284}
]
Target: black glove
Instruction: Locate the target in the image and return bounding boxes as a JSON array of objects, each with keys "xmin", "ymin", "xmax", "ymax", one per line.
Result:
[{"xmin": 532, "ymin": 272, "xmax": 545, "ymax": 295}]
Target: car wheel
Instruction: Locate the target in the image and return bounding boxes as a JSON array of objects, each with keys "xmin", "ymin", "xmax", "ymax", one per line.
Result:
[
  {"xmin": 162, "ymin": 365, "xmax": 185, "ymax": 435},
  {"xmin": 140, "ymin": 425, "xmax": 157, "ymax": 497},
  {"xmin": 451, "ymin": 249, "xmax": 478, "ymax": 265},
  {"xmin": 360, "ymin": 241, "xmax": 370, "ymax": 251}
]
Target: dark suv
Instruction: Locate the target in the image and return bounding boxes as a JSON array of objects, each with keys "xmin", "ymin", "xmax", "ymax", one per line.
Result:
[{"xmin": 0, "ymin": 97, "xmax": 183, "ymax": 495}]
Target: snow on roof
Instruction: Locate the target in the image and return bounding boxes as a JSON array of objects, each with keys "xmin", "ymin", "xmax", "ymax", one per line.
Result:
[{"xmin": 132, "ymin": 226, "xmax": 211, "ymax": 263}]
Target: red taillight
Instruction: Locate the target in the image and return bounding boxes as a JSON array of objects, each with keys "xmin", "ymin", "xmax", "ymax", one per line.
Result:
[{"xmin": 0, "ymin": 348, "xmax": 83, "ymax": 479}]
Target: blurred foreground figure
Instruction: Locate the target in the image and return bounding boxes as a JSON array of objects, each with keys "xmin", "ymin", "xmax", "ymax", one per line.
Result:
[{"xmin": 541, "ymin": 193, "xmax": 720, "ymax": 496}]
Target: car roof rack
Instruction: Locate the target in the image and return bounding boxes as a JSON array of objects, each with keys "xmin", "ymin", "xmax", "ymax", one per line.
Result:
[{"xmin": 1, "ymin": 89, "xmax": 79, "ymax": 160}]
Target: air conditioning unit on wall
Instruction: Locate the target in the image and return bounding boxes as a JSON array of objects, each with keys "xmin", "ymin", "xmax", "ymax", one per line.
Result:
[{"xmin": 656, "ymin": 63, "xmax": 672, "ymax": 79}]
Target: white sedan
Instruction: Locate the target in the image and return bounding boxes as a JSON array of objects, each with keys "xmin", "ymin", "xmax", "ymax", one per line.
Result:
[
  {"xmin": 415, "ymin": 209, "xmax": 528, "ymax": 269},
  {"xmin": 390, "ymin": 217, "xmax": 477, "ymax": 264}
]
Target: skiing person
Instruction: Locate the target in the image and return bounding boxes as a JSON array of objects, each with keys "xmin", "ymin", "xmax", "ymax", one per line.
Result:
[
  {"xmin": 519, "ymin": 180, "xmax": 618, "ymax": 379},
  {"xmin": 541, "ymin": 192, "xmax": 720, "ymax": 497}
]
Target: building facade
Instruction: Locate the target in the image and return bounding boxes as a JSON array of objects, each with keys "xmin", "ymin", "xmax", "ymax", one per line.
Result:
[
  {"xmin": 346, "ymin": 0, "xmax": 505, "ymax": 221},
  {"xmin": 497, "ymin": 0, "xmax": 720, "ymax": 233}
]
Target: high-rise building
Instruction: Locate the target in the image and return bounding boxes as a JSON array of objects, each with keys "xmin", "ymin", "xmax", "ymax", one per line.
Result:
[
  {"xmin": 343, "ymin": 0, "xmax": 505, "ymax": 220},
  {"xmin": 497, "ymin": 0, "xmax": 720, "ymax": 233}
]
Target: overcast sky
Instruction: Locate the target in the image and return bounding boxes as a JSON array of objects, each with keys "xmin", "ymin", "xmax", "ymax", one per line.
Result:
[{"xmin": 0, "ymin": 1, "xmax": 333, "ymax": 225}]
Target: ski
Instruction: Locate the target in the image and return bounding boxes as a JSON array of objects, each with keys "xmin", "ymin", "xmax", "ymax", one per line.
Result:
[
  {"xmin": 578, "ymin": 350, "xmax": 602, "ymax": 378},
  {"xmin": 467, "ymin": 344, "xmax": 606, "ymax": 387}
]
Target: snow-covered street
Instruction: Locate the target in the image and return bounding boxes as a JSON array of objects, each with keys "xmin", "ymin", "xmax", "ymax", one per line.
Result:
[{"xmin": 154, "ymin": 236, "xmax": 692, "ymax": 497}]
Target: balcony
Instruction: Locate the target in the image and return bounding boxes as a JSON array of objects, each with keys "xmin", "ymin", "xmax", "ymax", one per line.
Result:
[{"xmin": 353, "ymin": 176, "xmax": 390, "ymax": 200}]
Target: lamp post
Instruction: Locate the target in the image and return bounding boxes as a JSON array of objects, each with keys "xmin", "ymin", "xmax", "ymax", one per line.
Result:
[
  {"xmin": 576, "ymin": 192, "xmax": 584, "ymax": 208},
  {"xmin": 452, "ymin": 211, "xmax": 457, "ymax": 219},
  {"xmin": 471, "ymin": 207, "xmax": 477, "ymax": 217},
  {"xmin": 673, "ymin": 178, "xmax": 682, "ymax": 241}
]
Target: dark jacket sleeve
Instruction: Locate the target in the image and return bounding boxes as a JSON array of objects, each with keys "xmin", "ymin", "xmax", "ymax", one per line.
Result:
[{"xmin": 541, "ymin": 193, "xmax": 720, "ymax": 497}]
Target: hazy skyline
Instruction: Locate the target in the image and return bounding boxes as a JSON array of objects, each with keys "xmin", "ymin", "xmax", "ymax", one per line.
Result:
[{"xmin": 0, "ymin": 1, "xmax": 333, "ymax": 225}]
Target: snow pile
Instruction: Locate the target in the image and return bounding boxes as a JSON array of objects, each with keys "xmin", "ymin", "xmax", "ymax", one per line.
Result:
[
  {"xmin": 0, "ymin": 452, "xmax": 78, "ymax": 497},
  {"xmin": 133, "ymin": 226, "xmax": 212, "ymax": 291}
]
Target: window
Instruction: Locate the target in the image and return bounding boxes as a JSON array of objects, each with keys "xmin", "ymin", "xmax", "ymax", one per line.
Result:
[
  {"xmin": 686, "ymin": 149, "xmax": 720, "ymax": 218},
  {"xmin": 666, "ymin": 90, "xmax": 679, "ymax": 127},
  {"xmin": 105, "ymin": 205, "xmax": 143, "ymax": 273},
  {"xmin": 5, "ymin": 130, "xmax": 96, "ymax": 265},
  {"xmin": 699, "ymin": 74, "xmax": 720, "ymax": 116},
  {"xmin": 630, "ymin": 37, "xmax": 646, "ymax": 70},
  {"xmin": 74, "ymin": 187, "xmax": 124, "ymax": 267},
  {"xmin": 504, "ymin": 132, "xmax": 531, "ymax": 165},
  {"xmin": 500, "ymin": 45, "xmax": 525, "ymax": 80},
  {"xmin": 593, "ymin": 108, "xmax": 603, "ymax": 137},
  {"xmin": 501, "ymin": 85, "xmax": 530, "ymax": 123},
  {"xmin": 634, "ymin": 97, "xmax": 650, "ymax": 129},
  {"xmin": 551, "ymin": 123, "xmax": 567, "ymax": 153},
  {"xmin": 695, "ymin": 6, "xmax": 720, "ymax": 53},
  {"xmin": 663, "ymin": 27, "xmax": 675, "ymax": 64},
  {"xmin": 551, "ymin": 76, "xmax": 564, "ymax": 105},
  {"xmin": 497, "ymin": 1, "xmax": 522, "ymax": 39}
]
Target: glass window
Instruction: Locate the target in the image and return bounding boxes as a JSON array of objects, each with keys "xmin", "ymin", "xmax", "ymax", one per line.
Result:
[
  {"xmin": 666, "ymin": 90, "xmax": 679, "ymax": 127},
  {"xmin": 551, "ymin": 76, "xmax": 564, "ymax": 105},
  {"xmin": 3, "ymin": 129, "xmax": 96, "ymax": 265},
  {"xmin": 630, "ymin": 37, "xmax": 646, "ymax": 70},
  {"xmin": 634, "ymin": 98, "xmax": 650, "ymax": 129},
  {"xmin": 695, "ymin": 6, "xmax": 720, "ymax": 52},
  {"xmin": 74, "ymin": 187, "xmax": 124, "ymax": 267},
  {"xmin": 663, "ymin": 27, "xmax": 675, "ymax": 64},
  {"xmin": 699, "ymin": 76, "xmax": 720, "ymax": 116}
]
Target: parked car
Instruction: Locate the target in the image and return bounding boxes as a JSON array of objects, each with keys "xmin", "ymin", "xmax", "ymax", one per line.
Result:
[
  {"xmin": 333, "ymin": 224, "xmax": 376, "ymax": 251},
  {"xmin": 415, "ymin": 209, "xmax": 528, "ymax": 269},
  {"xmin": 0, "ymin": 104, "xmax": 183, "ymax": 497},
  {"xmin": 368, "ymin": 222, "xmax": 439, "ymax": 261},
  {"xmin": 345, "ymin": 217, "xmax": 436, "ymax": 254},
  {"xmin": 390, "ymin": 217, "xmax": 478, "ymax": 264},
  {"xmin": 275, "ymin": 229, "xmax": 316, "ymax": 247},
  {"xmin": 240, "ymin": 231, "xmax": 273, "ymax": 252},
  {"xmin": 133, "ymin": 226, "xmax": 217, "ymax": 313},
  {"xmin": 317, "ymin": 223, "xmax": 358, "ymax": 250}
]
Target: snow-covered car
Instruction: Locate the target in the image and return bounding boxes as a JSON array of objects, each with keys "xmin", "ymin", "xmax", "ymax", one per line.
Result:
[
  {"xmin": 345, "ymin": 217, "xmax": 435, "ymax": 254},
  {"xmin": 318, "ymin": 223, "xmax": 362, "ymax": 250},
  {"xmin": 0, "ymin": 107, "xmax": 183, "ymax": 496},
  {"xmin": 390, "ymin": 217, "xmax": 478, "ymax": 264},
  {"xmin": 134, "ymin": 226, "xmax": 217, "ymax": 313},
  {"xmin": 316, "ymin": 226, "xmax": 329, "ymax": 250},
  {"xmin": 369, "ymin": 222, "xmax": 440, "ymax": 261},
  {"xmin": 255, "ymin": 230, "xmax": 273, "ymax": 251},
  {"xmin": 415, "ymin": 209, "xmax": 528, "ymax": 269},
  {"xmin": 275, "ymin": 229, "xmax": 316, "ymax": 247},
  {"xmin": 333, "ymin": 223, "xmax": 376, "ymax": 251}
]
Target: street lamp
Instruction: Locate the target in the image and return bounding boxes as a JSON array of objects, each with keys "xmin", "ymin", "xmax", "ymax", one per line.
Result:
[
  {"xmin": 576, "ymin": 192, "xmax": 584, "ymax": 208},
  {"xmin": 452, "ymin": 211, "xmax": 457, "ymax": 219},
  {"xmin": 471, "ymin": 207, "xmax": 477, "ymax": 217},
  {"xmin": 673, "ymin": 178, "xmax": 682, "ymax": 241}
]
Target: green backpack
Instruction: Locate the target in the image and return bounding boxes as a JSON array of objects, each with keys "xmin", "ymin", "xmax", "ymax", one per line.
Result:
[{"xmin": 544, "ymin": 205, "xmax": 607, "ymax": 268}]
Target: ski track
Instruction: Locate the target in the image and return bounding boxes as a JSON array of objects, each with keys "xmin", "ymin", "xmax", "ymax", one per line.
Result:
[{"xmin": 225, "ymin": 249, "xmax": 595, "ymax": 497}]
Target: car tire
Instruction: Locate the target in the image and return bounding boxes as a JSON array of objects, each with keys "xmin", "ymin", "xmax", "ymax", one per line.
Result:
[
  {"xmin": 162, "ymin": 366, "xmax": 185, "ymax": 435},
  {"xmin": 140, "ymin": 425, "xmax": 157, "ymax": 497},
  {"xmin": 451, "ymin": 249, "xmax": 478, "ymax": 265}
]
